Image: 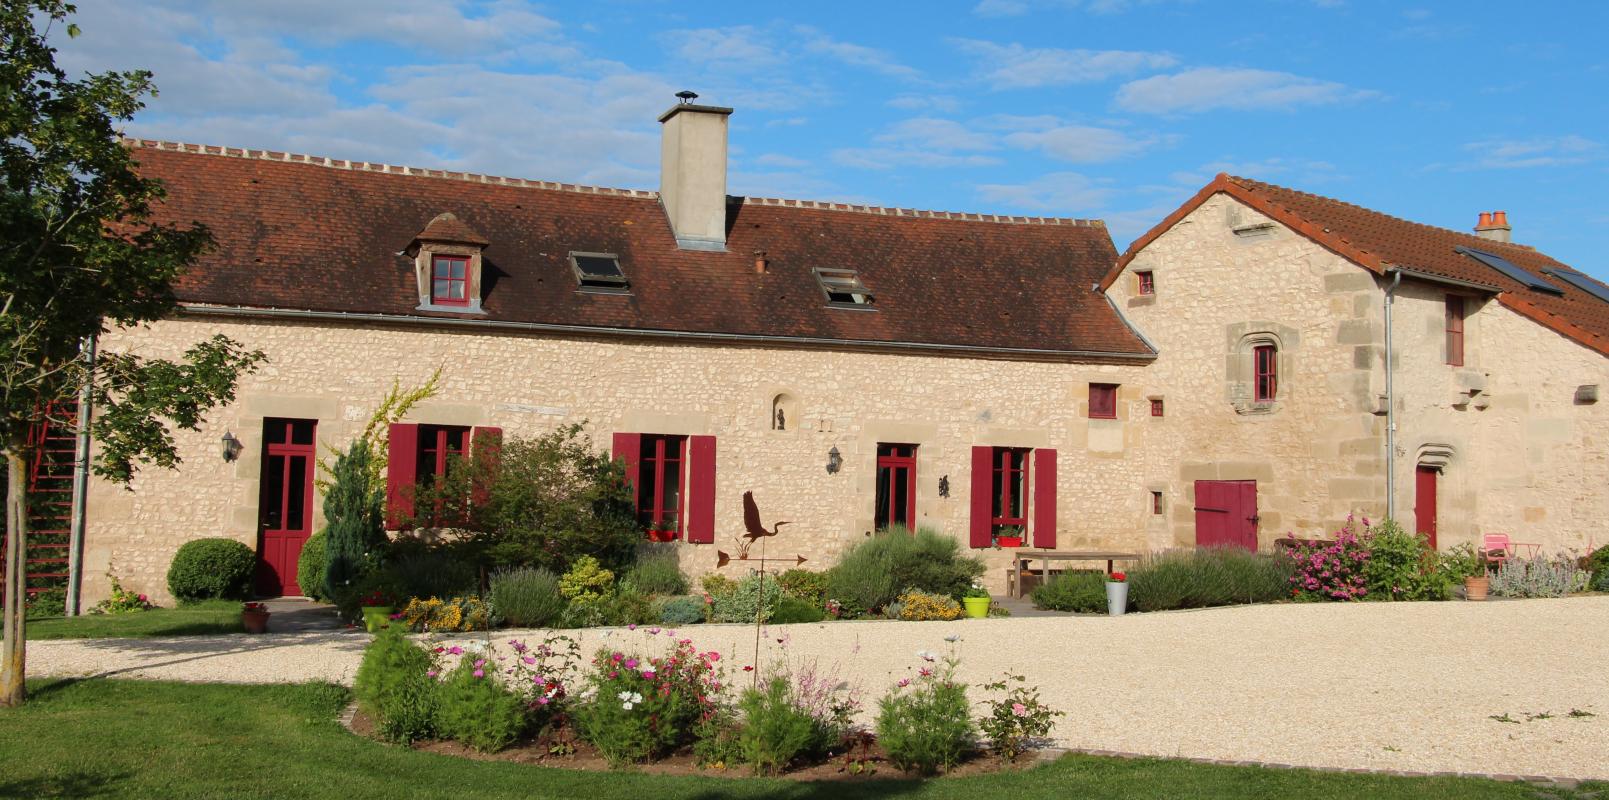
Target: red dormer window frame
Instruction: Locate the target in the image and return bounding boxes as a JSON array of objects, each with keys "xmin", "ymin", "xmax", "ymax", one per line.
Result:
[
  {"xmin": 1136, "ymin": 270, "xmax": 1155, "ymax": 295},
  {"xmin": 431, "ymin": 254, "xmax": 470, "ymax": 307}
]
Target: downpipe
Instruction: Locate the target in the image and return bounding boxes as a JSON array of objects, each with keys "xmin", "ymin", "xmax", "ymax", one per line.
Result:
[{"xmin": 66, "ymin": 334, "xmax": 97, "ymax": 617}]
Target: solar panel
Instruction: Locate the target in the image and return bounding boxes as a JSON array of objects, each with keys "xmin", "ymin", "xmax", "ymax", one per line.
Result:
[
  {"xmin": 1455, "ymin": 246, "xmax": 1564, "ymax": 295},
  {"xmin": 1543, "ymin": 267, "xmax": 1609, "ymax": 305}
]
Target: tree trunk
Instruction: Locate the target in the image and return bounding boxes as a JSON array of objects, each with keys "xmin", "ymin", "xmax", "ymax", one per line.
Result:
[{"xmin": 1, "ymin": 438, "xmax": 28, "ymax": 706}]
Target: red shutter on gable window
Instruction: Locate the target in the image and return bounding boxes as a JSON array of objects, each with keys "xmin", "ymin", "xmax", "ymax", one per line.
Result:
[
  {"xmin": 385, "ymin": 423, "xmax": 420, "ymax": 530},
  {"xmin": 969, "ymin": 446, "xmax": 992, "ymax": 549},
  {"xmin": 611, "ymin": 432, "xmax": 642, "ymax": 501},
  {"xmin": 469, "ymin": 427, "xmax": 502, "ymax": 510},
  {"xmin": 686, "ymin": 435, "xmax": 717, "ymax": 544},
  {"xmin": 1033, "ymin": 448, "xmax": 1057, "ymax": 549}
]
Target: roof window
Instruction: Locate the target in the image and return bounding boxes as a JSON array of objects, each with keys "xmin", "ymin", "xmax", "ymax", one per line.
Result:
[
  {"xmin": 570, "ymin": 252, "xmax": 628, "ymax": 292},
  {"xmin": 1455, "ymin": 246, "xmax": 1563, "ymax": 295},
  {"xmin": 814, "ymin": 268, "xmax": 874, "ymax": 307}
]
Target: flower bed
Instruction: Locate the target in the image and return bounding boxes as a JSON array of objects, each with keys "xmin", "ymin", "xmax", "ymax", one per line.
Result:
[{"xmin": 348, "ymin": 625, "xmax": 1062, "ymax": 778}]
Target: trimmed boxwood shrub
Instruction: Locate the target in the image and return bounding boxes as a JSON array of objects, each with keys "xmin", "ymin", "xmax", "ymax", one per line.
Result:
[
  {"xmin": 770, "ymin": 596, "xmax": 826, "ymax": 624},
  {"xmin": 295, "ymin": 530, "xmax": 328, "ymax": 602},
  {"xmin": 166, "ymin": 538, "xmax": 256, "ymax": 602},
  {"xmin": 1587, "ymin": 544, "xmax": 1609, "ymax": 592}
]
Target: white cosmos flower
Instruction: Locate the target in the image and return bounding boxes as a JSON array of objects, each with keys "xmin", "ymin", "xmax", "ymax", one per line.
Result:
[
  {"xmin": 622, "ymin": 702, "xmax": 635, "ymax": 710},
  {"xmin": 630, "ymin": 692, "xmax": 644, "ymax": 703},
  {"xmin": 617, "ymin": 690, "xmax": 633, "ymax": 701}
]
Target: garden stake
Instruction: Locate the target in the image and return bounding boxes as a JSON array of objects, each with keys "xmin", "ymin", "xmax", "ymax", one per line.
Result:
[{"xmin": 716, "ymin": 491, "xmax": 807, "ymax": 688}]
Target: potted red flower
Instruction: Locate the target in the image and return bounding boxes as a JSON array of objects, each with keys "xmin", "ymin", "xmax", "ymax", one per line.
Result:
[
  {"xmin": 647, "ymin": 519, "xmax": 678, "ymax": 543},
  {"xmin": 241, "ymin": 601, "xmax": 271, "ymax": 634},
  {"xmin": 360, "ymin": 588, "xmax": 394, "ymax": 633},
  {"xmin": 993, "ymin": 525, "xmax": 1025, "ymax": 548},
  {"xmin": 1106, "ymin": 571, "xmax": 1128, "ymax": 616}
]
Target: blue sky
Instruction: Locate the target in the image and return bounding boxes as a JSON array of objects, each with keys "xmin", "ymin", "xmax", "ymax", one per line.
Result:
[{"xmin": 54, "ymin": 0, "xmax": 1608, "ymax": 278}]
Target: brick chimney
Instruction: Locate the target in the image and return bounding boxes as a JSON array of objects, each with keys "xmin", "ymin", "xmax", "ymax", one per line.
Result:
[
  {"xmin": 658, "ymin": 93, "xmax": 733, "ymax": 251},
  {"xmin": 1474, "ymin": 210, "xmax": 1511, "ymax": 243}
]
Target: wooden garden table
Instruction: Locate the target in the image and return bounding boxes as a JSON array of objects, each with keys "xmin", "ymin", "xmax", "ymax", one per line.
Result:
[{"xmin": 1011, "ymin": 550, "xmax": 1141, "ymax": 598}]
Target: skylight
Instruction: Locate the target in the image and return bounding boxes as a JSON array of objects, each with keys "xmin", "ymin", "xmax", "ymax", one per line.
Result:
[
  {"xmin": 1455, "ymin": 246, "xmax": 1563, "ymax": 295},
  {"xmin": 569, "ymin": 252, "xmax": 628, "ymax": 292},
  {"xmin": 1542, "ymin": 267, "xmax": 1609, "ymax": 306},
  {"xmin": 814, "ymin": 268, "xmax": 874, "ymax": 307}
]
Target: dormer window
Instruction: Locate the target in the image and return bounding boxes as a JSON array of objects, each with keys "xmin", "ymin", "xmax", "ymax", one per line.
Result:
[
  {"xmin": 570, "ymin": 252, "xmax": 629, "ymax": 293},
  {"xmin": 814, "ymin": 268, "xmax": 873, "ymax": 307},
  {"xmin": 408, "ymin": 212, "xmax": 488, "ymax": 314},
  {"xmin": 431, "ymin": 255, "xmax": 470, "ymax": 306}
]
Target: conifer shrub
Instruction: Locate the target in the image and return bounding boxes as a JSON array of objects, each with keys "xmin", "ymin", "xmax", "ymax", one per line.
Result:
[{"xmin": 166, "ymin": 538, "xmax": 256, "ymax": 602}]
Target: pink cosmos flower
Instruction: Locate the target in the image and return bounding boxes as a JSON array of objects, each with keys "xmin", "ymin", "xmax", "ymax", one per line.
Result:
[
  {"xmin": 648, "ymin": 627, "xmax": 661, "ymax": 635},
  {"xmin": 897, "ymin": 678, "xmax": 911, "ymax": 687},
  {"xmin": 523, "ymin": 656, "xmax": 536, "ymax": 665},
  {"xmin": 627, "ymin": 623, "xmax": 637, "ymax": 630},
  {"xmin": 919, "ymin": 667, "xmax": 933, "ymax": 677},
  {"xmin": 536, "ymin": 696, "xmax": 550, "ymax": 705},
  {"xmin": 472, "ymin": 669, "xmax": 485, "ymax": 678},
  {"xmin": 1011, "ymin": 702, "xmax": 1028, "ymax": 717},
  {"xmin": 705, "ymin": 652, "xmax": 721, "ymax": 662},
  {"xmin": 447, "ymin": 646, "xmax": 463, "ymax": 656},
  {"xmin": 474, "ymin": 659, "xmax": 486, "ymax": 669},
  {"xmin": 624, "ymin": 658, "xmax": 638, "ymax": 670},
  {"xmin": 426, "ymin": 670, "xmax": 438, "ymax": 678}
]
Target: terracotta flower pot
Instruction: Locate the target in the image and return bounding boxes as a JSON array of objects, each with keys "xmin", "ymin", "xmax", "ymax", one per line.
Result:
[
  {"xmin": 1464, "ymin": 576, "xmax": 1490, "ymax": 601},
  {"xmin": 242, "ymin": 609, "xmax": 271, "ymax": 634}
]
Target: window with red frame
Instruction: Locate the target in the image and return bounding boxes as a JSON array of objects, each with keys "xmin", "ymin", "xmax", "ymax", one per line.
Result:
[
  {"xmin": 637, "ymin": 434, "xmax": 687, "ymax": 540},
  {"xmin": 874, "ymin": 443, "xmax": 917, "ymax": 530},
  {"xmin": 1254, "ymin": 345, "xmax": 1278, "ymax": 402},
  {"xmin": 990, "ymin": 447, "xmax": 1030, "ymax": 544},
  {"xmin": 431, "ymin": 255, "xmax": 470, "ymax": 306},
  {"xmin": 1151, "ymin": 491, "xmax": 1164, "ymax": 515},
  {"xmin": 416, "ymin": 424, "xmax": 470, "ymax": 485},
  {"xmin": 1150, "ymin": 398, "xmax": 1164, "ymax": 417},
  {"xmin": 1136, "ymin": 270, "xmax": 1155, "ymax": 295},
  {"xmin": 1445, "ymin": 295, "xmax": 1465, "ymax": 366},
  {"xmin": 1089, "ymin": 383, "xmax": 1118, "ymax": 419}
]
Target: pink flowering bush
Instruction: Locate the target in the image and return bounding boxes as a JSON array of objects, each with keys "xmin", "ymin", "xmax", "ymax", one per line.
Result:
[
  {"xmin": 1285, "ymin": 515, "xmax": 1373, "ymax": 600},
  {"xmin": 434, "ymin": 647, "xmax": 528, "ymax": 753},
  {"xmin": 875, "ymin": 646, "xmax": 976, "ymax": 775},
  {"xmin": 572, "ymin": 631, "xmax": 728, "ymax": 766},
  {"xmin": 978, "ymin": 672, "xmax": 1062, "ymax": 761}
]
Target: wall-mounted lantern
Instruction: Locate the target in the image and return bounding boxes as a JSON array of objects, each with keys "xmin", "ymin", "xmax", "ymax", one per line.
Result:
[
  {"xmin": 826, "ymin": 445, "xmax": 842, "ymax": 474},
  {"xmin": 221, "ymin": 432, "xmax": 243, "ymax": 462},
  {"xmin": 938, "ymin": 475, "xmax": 950, "ymax": 498}
]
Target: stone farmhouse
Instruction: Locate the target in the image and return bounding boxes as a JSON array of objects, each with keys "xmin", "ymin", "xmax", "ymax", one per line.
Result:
[{"xmin": 37, "ymin": 99, "xmax": 1607, "ymax": 605}]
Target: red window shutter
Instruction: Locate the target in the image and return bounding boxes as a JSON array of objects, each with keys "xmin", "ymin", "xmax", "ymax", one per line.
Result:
[
  {"xmin": 686, "ymin": 435, "xmax": 717, "ymax": 544},
  {"xmin": 1033, "ymin": 448, "xmax": 1057, "ymax": 548},
  {"xmin": 385, "ymin": 423, "xmax": 420, "ymax": 530},
  {"xmin": 469, "ymin": 427, "xmax": 502, "ymax": 509},
  {"xmin": 611, "ymin": 432, "xmax": 642, "ymax": 499},
  {"xmin": 969, "ymin": 446, "xmax": 992, "ymax": 549}
]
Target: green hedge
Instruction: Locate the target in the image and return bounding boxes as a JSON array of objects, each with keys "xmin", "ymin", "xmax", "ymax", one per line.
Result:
[
  {"xmin": 296, "ymin": 530, "xmax": 328, "ymax": 602},
  {"xmin": 166, "ymin": 538, "xmax": 256, "ymax": 602}
]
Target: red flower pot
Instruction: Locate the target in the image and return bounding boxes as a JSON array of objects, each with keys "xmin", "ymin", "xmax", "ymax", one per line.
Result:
[
  {"xmin": 242, "ymin": 608, "xmax": 270, "ymax": 634},
  {"xmin": 995, "ymin": 536, "xmax": 1024, "ymax": 548}
]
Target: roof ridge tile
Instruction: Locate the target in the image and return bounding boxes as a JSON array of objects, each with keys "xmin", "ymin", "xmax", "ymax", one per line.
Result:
[{"xmin": 125, "ymin": 137, "xmax": 1103, "ymax": 228}]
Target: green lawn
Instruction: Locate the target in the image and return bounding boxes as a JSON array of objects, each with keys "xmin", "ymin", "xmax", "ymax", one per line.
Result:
[
  {"xmin": 25, "ymin": 601, "xmax": 245, "ymax": 640},
  {"xmin": 0, "ymin": 680, "xmax": 1596, "ymax": 800}
]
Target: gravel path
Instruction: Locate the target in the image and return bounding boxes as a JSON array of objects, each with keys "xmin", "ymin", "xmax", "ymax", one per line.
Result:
[{"xmin": 27, "ymin": 597, "xmax": 1609, "ymax": 780}]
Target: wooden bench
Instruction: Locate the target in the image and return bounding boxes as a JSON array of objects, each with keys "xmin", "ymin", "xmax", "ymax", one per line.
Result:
[{"xmin": 1011, "ymin": 550, "xmax": 1141, "ymax": 598}]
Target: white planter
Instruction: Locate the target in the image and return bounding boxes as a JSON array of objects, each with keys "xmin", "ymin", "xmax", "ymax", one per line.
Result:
[{"xmin": 1106, "ymin": 581, "xmax": 1128, "ymax": 616}]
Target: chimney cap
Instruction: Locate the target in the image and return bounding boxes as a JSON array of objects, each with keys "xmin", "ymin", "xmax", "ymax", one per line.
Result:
[
  {"xmin": 658, "ymin": 100, "xmax": 734, "ymax": 123},
  {"xmin": 1477, "ymin": 211, "xmax": 1493, "ymax": 228},
  {"xmin": 675, "ymin": 90, "xmax": 699, "ymax": 103}
]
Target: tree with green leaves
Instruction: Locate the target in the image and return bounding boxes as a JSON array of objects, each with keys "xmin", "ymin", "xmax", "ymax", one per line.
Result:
[
  {"xmin": 322, "ymin": 439, "xmax": 384, "ymax": 601},
  {"xmin": 0, "ymin": 1, "xmax": 264, "ymax": 706}
]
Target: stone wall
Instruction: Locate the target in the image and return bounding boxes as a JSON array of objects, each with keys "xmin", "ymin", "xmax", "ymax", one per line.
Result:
[{"xmin": 83, "ymin": 316, "xmax": 1152, "ymax": 604}]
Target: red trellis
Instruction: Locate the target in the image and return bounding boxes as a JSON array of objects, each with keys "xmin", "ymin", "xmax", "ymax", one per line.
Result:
[{"xmin": 0, "ymin": 403, "xmax": 78, "ymax": 602}]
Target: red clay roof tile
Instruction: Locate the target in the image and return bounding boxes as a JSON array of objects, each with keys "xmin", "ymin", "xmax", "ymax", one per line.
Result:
[{"xmin": 131, "ymin": 141, "xmax": 1152, "ymax": 359}]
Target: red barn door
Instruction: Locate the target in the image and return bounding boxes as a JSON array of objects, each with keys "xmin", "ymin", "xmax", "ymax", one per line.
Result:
[{"xmin": 1194, "ymin": 480, "xmax": 1258, "ymax": 550}]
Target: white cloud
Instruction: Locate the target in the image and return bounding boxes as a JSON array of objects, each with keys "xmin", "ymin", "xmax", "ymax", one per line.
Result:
[
  {"xmin": 1115, "ymin": 67, "xmax": 1378, "ymax": 114},
  {"xmin": 661, "ymin": 26, "xmax": 783, "ymax": 68},
  {"xmin": 831, "ymin": 148, "xmax": 1001, "ymax": 170},
  {"xmin": 1462, "ymin": 136, "xmax": 1602, "ymax": 169},
  {"xmin": 1166, "ymin": 157, "xmax": 1343, "ymax": 187},
  {"xmin": 972, "ymin": 0, "xmax": 1178, "ymax": 17},
  {"xmin": 952, "ymin": 39, "xmax": 1177, "ymax": 89},
  {"xmin": 753, "ymin": 153, "xmax": 811, "ymax": 168},
  {"xmin": 796, "ymin": 26, "xmax": 921, "ymax": 80},
  {"xmin": 888, "ymin": 94, "xmax": 962, "ymax": 113},
  {"xmin": 1003, "ymin": 124, "xmax": 1164, "ymax": 163},
  {"xmin": 877, "ymin": 118, "xmax": 999, "ymax": 152},
  {"xmin": 975, "ymin": 172, "xmax": 1114, "ymax": 212}
]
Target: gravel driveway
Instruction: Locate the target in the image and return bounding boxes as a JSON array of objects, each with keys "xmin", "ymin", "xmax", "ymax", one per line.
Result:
[{"xmin": 27, "ymin": 596, "xmax": 1609, "ymax": 780}]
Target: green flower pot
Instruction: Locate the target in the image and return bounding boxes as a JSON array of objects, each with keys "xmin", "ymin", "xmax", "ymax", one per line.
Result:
[
  {"xmin": 963, "ymin": 596, "xmax": 991, "ymax": 619},
  {"xmin": 361, "ymin": 606, "xmax": 394, "ymax": 633}
]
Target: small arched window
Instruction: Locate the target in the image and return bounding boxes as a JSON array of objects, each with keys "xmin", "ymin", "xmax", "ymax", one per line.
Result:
[
  {"xmin": 1227, "ymin": 326, "xmax": 1293, "ymax": 414},
  {"xmin": 1254, "ymin": 343, "xmax": 1278, "ymax": 402}
]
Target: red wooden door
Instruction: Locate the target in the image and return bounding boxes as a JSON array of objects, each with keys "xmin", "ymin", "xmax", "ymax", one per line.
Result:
[
  {"xmin": 1415, "ymin": 465, "xmax": 1438, "ymax": 549},
  {"xmin": 257, "ymin": 418, "xmax": 317, "ymax": 596},
  {"xmin": 1194, "ymin": 480, "xmax": 1258, "ymax": 550}
]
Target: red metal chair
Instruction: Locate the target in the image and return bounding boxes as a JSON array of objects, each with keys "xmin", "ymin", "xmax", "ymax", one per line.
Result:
[{"xmin": 1481, "ymin": 533, "xmax": 1512, "ymax": 567}]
